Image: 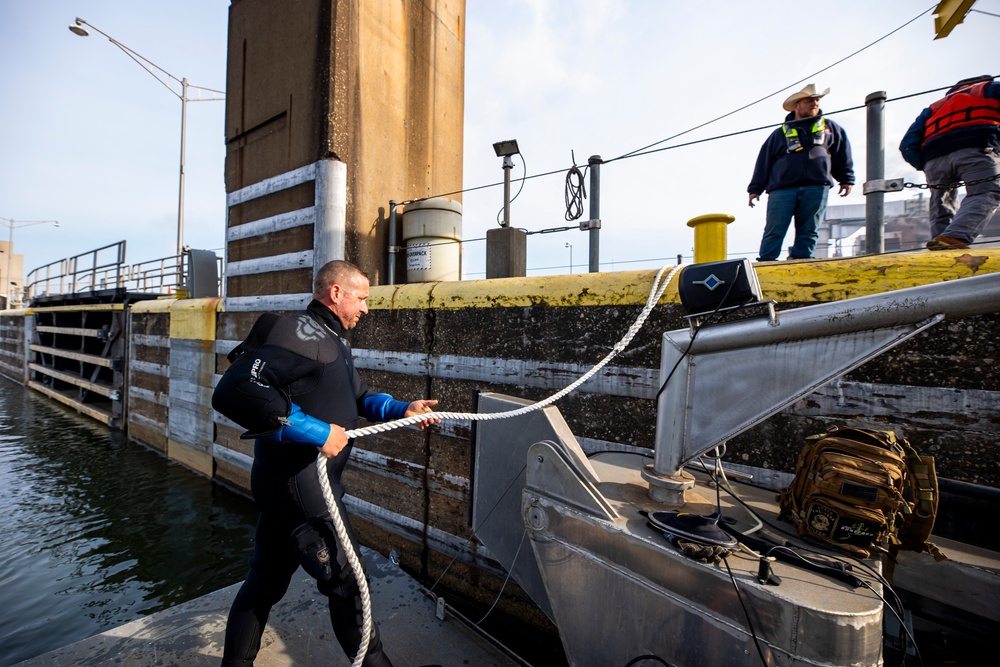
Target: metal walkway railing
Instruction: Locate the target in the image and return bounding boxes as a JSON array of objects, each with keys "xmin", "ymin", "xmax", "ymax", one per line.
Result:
[{"xmin": 23, "ymin": 241, "xmax": 220, "ymax": 305}]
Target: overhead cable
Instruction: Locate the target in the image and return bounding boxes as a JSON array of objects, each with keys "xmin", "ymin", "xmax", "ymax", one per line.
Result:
[{"xmin": 605, "ymin": 4, "xmax": 936, "ymax": 164}]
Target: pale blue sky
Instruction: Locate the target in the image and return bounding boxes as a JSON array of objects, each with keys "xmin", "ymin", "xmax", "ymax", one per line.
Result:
[{"xmin": 1, "ymin": 1, "xmax": 997, "ymax": 281}]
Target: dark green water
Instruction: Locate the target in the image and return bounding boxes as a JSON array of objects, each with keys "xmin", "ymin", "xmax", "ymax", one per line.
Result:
[{"xmin": 0, "ymin": 378, "xmax": 258, "ymax": 666}]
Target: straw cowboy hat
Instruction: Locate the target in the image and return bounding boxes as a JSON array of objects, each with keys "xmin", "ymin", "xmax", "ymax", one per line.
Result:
[{"xmin": 782, "ymin": 84, "xmax": 830, "ymax": 112}]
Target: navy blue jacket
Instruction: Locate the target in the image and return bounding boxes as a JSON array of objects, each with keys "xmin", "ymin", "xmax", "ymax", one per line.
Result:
[
  {"xmin": 748, "ymin": 111, "xmax": 854, "ymax": 195},
  {"xmin": 899, "ymin": 81, "xmax": 1000, "ymax": 171}
]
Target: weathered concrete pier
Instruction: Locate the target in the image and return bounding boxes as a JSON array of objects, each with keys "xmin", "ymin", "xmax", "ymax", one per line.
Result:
[{"xmin": 12, "ymin": 548, "xmax": 521, "ymax": 666}]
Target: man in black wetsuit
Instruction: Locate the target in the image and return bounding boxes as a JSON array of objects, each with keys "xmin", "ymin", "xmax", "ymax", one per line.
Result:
[{"xmin": 213, "ymin": 259, "xmax": 439, "ymax": 667}]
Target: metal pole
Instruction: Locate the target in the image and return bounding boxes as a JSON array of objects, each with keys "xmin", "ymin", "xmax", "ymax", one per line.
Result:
[
  {"xmin": 588, "ymin": 155, "xmax": 602, "ymax": 272},
  {"xmin": 502, "ymin": 156, "xmax": 513, "ymax": 227},
  {"xmin": 865, "ymin": 91, "xmax": 886, "ymax": 256},
  {"xmin": 388, "ymin": 200, "xmax": 398, "ymax": 285},
  {"xmin": 177, "ymin": 78, "xmax": 188, "ymax": 258},
  {"xmin": 6, "ymin": 224, "xmax": 12, "ymax": 309}
]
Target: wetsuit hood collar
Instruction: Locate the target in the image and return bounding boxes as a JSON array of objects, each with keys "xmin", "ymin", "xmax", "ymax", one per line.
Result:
[{"xmin": 306, "ymin": 299, "xmax": 344, "ymax": 335}]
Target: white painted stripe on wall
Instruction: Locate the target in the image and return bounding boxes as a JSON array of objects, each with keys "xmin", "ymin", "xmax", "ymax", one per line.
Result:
[
  {"xmin": 129, "ymin": 411, "xmax": 166, "ymax": 433},
  {"xmin": 212, "ymin": 443, "xmax": 253, "ymax": 472},
  {"xmin": 215, "ymin": 340, "xmax": 241, "ymax": 355},
  {"xmin": 226, "ymin": 207, "xmax": 316, "ymax": 242},
  {"xmin": 345, "ymin": 494, "xmax": 501, "ymax": 572},
  {"xmin": 353, "ymin": 348, "xmax": 660, "ymax": 399},
  {"xmin": 226, "ymin": 163, "xmax": 317, "ymax": 207},
  {"xmin": 212, "ymin": 344, "xmax": 655, "ymax": 400},
  {"xmin": 226, "ymin": 250, "xmax": 314, "ymax": 277},
  {"xmin": 350, "ymin": 448, "xmax": 469, "ymax": 501},
  {"xmin": 130, "ymin": 360, "xmax": 168, "ymax": 377},
  {"xmin": 224, "ymin": 293, "xmax": 312, "ymax": 313},
  {"xmin": 797, "ymin": 379, "xmax": 1000, "ymax": 430},
  {"xmin": 132, "ymin": 334, "xmax": 168, "ymax": 348},
  {"xmin": 129, "ymin": 385, "xmax": 167, "ymax": 407}
]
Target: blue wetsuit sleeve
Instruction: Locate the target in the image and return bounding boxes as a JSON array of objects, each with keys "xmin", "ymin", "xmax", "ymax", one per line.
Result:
[
  {"xmin": 363, "ymin": 393, "xmax": 410, "ymax": 422},
  {"xmin": 263, "ymin": 403, "xmax": 330, "ymax": 447}
]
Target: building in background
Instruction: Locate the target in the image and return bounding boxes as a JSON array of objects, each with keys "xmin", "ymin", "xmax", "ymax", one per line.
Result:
[
  {"xmin": 819, "ymin": 193, "xmax": 1000, "ymax": 257},
  {"xmin": 0, "ymin": 241, "xmax": 24, "ymax": 309}
]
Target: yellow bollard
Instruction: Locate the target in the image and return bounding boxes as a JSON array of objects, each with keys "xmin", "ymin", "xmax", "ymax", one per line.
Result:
[{"xmin": 686, "ymin": 213, "xmax": 734, "ymax": 264}]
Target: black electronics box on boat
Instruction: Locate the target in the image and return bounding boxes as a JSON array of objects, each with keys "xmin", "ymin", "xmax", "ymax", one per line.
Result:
[{"xmin": 678, "ymin": 258, "xmax": 762, "ymax": 316}]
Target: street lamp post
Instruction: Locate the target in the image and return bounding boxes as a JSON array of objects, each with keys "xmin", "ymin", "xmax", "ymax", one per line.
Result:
[
  {"xmin": 0, "ymin": 217, "xmax": 60, "ymax": 309},
  {"xmin": 69, "ymin": 18, "xmax": 224, "ymax": 258},
  {"xmin": 565, "ymin": 242, "xmax": 573, "ymax": 274}
]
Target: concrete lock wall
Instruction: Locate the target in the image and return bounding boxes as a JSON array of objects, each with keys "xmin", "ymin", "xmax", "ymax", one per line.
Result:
[
  {"xmin": 2, "ymin": 252, "xmax": 999, "ymax": 628},
  {"xmin": 209, "ymin": 251, "xmax": 999, "ymax": 624},
  {"xmin": 223, "ymin": 0, "xmax": 465, "ymax": 298}
]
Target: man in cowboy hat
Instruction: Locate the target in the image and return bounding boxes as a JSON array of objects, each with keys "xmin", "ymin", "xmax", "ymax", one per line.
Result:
[
  {"xmin": 899, "ymin": 74, "xmax": 1000, "ymax": 250},
  {"xmin": 748, "ymin": 84, "xmax": 854, "ymax": 261}
]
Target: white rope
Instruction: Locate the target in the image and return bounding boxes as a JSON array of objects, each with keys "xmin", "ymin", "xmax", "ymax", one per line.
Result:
[
  {"xmin": 316, "ymin": 455, "xmax": 373, "ymax": 667},
  {"xmin": 344, "ymin": 262, "xmax": 683, "ymax": 439},
  {"xmin": 317, "ymin": 261, "xmax": 682, "ymax": 665}
]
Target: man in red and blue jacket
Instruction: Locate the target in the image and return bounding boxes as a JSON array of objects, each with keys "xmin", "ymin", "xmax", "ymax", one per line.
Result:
[{"xmin": 900, "ymin": 75, "xmax": 1000, "ymax": 250}]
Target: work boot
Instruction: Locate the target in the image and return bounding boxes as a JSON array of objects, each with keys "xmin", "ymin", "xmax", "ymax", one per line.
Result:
[{"xmin": 926, "ymin": 235, "xmax": 970, "ymax": 250}]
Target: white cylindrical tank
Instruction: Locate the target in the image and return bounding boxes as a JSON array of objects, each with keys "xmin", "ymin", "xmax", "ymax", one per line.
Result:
[{"xmin": 402, "ymin": 198, "xmax": 462, "ymax": 282}]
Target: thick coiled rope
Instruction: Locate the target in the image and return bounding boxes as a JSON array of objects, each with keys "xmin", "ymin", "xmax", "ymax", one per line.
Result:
[
  {"xmin": 316, "ymin": 455, "xmax": 373, "ymax": 667},
  {"xmin": 317, "ymin": 261, "xmax": 683, "ymax": 666}
]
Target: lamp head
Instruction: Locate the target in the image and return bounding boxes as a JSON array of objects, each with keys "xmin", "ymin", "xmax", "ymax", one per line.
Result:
[
  {"xmin": 492, "ymin": 139, "xmax": 520, "ymax": 158},
  {"xmin": 69, "ymin": 18, "xmax": 89, "ymax": 37}
]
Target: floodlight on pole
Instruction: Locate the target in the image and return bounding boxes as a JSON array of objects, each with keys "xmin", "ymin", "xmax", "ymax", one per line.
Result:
[
  {"xmin": 492, "ymin": 139, "xmax": 520, "ymax": 228},
  {"xmin": 68, "ymin": 18, "xmax": 225, "ymax": 257},
  {"xmin": 0, "ymin": 217, "xmax": 60, "ymax": 309}
]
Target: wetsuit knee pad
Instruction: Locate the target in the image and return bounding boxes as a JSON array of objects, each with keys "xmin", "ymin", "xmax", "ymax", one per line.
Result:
[{"xmin": 291, "ymin": 517, "xmax": 344, "ymax": 593}]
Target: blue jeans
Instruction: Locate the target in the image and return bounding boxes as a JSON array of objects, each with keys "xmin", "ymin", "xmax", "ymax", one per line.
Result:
[{"xmin": 758, "ymin": 185, "xmax": 829, "ymax": 261}]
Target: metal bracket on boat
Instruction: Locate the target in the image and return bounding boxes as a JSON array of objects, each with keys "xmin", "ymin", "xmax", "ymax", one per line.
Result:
[
  {"xmin": 684, "ymin": 299, "xmax": 779, "ymax": 332},
  {"xmin": 862, "ymin": 177, "xmax": 904, "ymax": 195},
  {"xmin": 641, "ymin": 465, "xmax": 695, "ymax": 506}
]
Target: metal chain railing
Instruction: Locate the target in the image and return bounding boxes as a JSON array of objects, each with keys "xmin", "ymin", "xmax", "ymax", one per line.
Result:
[{"xmin": 904, "ymin": 172, "xmax": 1000, "ymax": 190}]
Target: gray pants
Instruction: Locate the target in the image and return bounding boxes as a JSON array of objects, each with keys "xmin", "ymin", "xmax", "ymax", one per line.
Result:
[{"xmin": 924, "ymin": 146, "xmax": 1000, "ymax": 242}]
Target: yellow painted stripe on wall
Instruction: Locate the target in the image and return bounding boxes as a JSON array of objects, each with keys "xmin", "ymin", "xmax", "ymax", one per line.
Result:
[
  {"xmin": 368, "ymin": 249, "xmax": 1000, "ymax": 310},
  {"xmin": 129, "ymin": 298, "xmax": 175, "ymax": 314}
]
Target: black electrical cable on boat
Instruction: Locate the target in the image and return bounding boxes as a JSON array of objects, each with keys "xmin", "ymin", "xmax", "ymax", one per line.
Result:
[
  {"xmin": 722, "ymin": 557, "xmax": 771, "ymax": 666},
  {"xmin": 700, "ymin": 444, "xmax": 771, "ymax": 667},
  {"xmin": 712, "ymin": 471, "xmax": 922, "ymax": 667}
]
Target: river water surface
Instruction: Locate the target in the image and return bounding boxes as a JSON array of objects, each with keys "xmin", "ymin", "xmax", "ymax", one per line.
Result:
[{"xmin": 0, "ymin": 378, "xmax": 258, "ymax": 666}]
